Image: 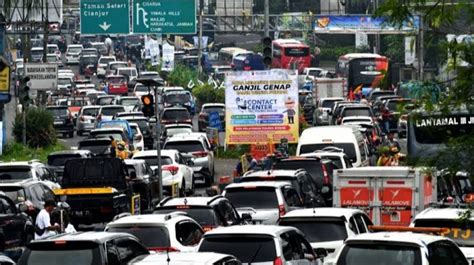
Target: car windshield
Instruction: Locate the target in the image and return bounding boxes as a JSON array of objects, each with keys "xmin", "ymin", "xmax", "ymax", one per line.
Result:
[
  {"xmin": 100, "ymin": 58, "xmax": 115, "ymax": 65},
  {"xmin": 89, "ymin": 132, "xmax": 123, "ymax": 141},
  {"xmin": 68, "ymin": 100, "xmax": 88, "ymax": 107},
  {"xmin": 342, "ymin": 108, "xmax": 371, "ymax": 117},
  {"xmin": 203, "ymin": 107, "xmax": 225, "ymax": 113},
  {"xmin": 414, "ymin": 219, "xmax": 474, "ymax": 247},
  {"xmin": 82, "ymin": 108, "xmax": 99, "ymax": 116},
  {"xmin": 164, "ymin": 93, "xmax": 191, "ymax": 104},
  {"xmin": 0, "ymin": 187, "xmax": 27, "ymax": 204},
  {"xmin": 81, "ymin": 57, "xmax": 97, "ymax": 64},
  {"xmin": 135, "ymin": 85, "xmax": 148, "ymax": 92},
  {"xmin": 48, "ymin": 154, "xmax": 82, "ymax": 167},
  {"xmin": 107, "ymin": 77, "xmax": 125, "ymax": 84},
  {"xmin": 279, "ymin": 219, "xmax": 348, "ymax": 242},
  {"xmin": 101, "ymin": 107, "xmax": 124, "ymax": 116},
  {"xmin": 58, "ymin": 79, "xmax": 71, "ymax": 85},
  {"xmin": 47, "ymin": 47, "xmax": 57, "ymax": 53},
  {"xmin": 110, "ymin": 63, "xmax": 127, "ymax": 71},
  {"xmin": 21, "ymin": 245, "xmax": 101, "ymax": 265},
  {"xmin": 97, "ymin": 97, "xmax": 114, "ymax": 105},
  {"xmin": 107, "ymin": 226, "xmax": 170, "ymax": 248},
  {"xmin": 119, "ymin": 98, "xmax": 139, "ymax": 106},
  {"xmin": 154, "ymin": 207, "xmax": 217, "ymax": 226},
  {"xmin": 199, "ymin": 236, "xmax": 277, "ymax": 263},
  {"xmin": 387, "ymin": 100, "xmax": 411, "ymax": 112},
  {"xmin": 225, "ymin": 187, "xmax": 278, "ymax": 209},
  {"xmin": 48, "ymin": 108, "xmax": 68, "ymax": 116},
  {"xmin": 273, "ymin": 160, "xmax": 325, "ymax": 186},
  {"xmin": 166, "ymin": 128, "xmax": 192, "ymax": 136},
  {"xmin": 164, "ymin": 141, "xmax": 204, "ymax": 153},
  {"xmin": 337, "ymin": 243, "xmax": 421, "ymax": 265},
  {"xmin": 118, "ymin": 69, "xmax": 136, "ymax": 77},
  {"xmin": 135, "ymin": 156, "xmax": 173, "ymax": 167},
  {"xmin": 68, "ymin": 47, "xmax": 82, "ymax": 53},
  {"xmin": 322, "ymin": 99, "xmax": 341, "ymax": 109},
  {"xmin": 47, "ymin": 56, "xmax": 58, "ymax": 63},
  {"xmin": 300, "ymin": 143, "xmax": 357, "ymax": 162},
  {"xmin": 162, "ymin": 110, "xmax": 191, "ymax": 120}
]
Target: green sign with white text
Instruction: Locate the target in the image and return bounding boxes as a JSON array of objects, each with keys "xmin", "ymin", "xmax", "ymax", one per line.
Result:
[
  {"xmin": 81, "ymin": 0, "xmax": 130, "ymax": 34},
  {"xmin": 133, "ymin": 0, "xmax": 196, "ymax": 34}
]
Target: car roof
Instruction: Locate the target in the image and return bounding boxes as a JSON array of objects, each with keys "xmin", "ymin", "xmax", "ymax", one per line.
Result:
[
  {"xmin": 31, "ymin": 232, "xmax": 132, "ymax": 244},
  {"xmin": 202, "ymin": 103, "xmax": 225, "ymax": 108},
  {"xmin": 106, "ymin": 213, "xmax": 193, "ymax": 227},
  {"xmin": 48, "ymin": 150, "xmax": 91, "ymax": 156},
  {"xmin": 345, "ymin": 232, "xmax": 445, "ymax": 246},
  {"xmin": 100, "ymin": 105, "xmax": 124, "ymax": 109},
  {"xmin": 159, "ymin": 196, "xmax": 224, "ymax": 207},
  {"xmin": 282, "ymin": 208, "xmax": 365, "ymax": 220},
  {"xmin": 90, "ymin": 127, "xmax": 125, "ymax": 133},
  {"xmin": 244, "ymin": 169, "xmax": 303, "ymax": 178},
  {"xmin": 133, "ymin": 149, "xmax": 178, "ymax": 158},
  {"xmin": 163, "ymin": 107, "xmax": 189, "ymax": 111},
  {"xmin": 225, "ymin": 181, "xmax": 290, "ymax": 189},
  {"xmin": 413, "ymin": 207, "xmax": 474, "ymax": 221},
  {"xmin": 124, "ymin": 159, "xmax": 146, "ymax": 166},
  {"xmin": 0, "ymin": 179, "xmax": 41, "ymax": 187},
  {"xmin": 131, "ymin": 252, "xmax": 236, "ymax": 264},
  {"xmin": 0, "ymin": 161, "xmax": 42, "ymax": 167},
  {"xmin": 204, "ymin": 225, "xmax": 296, "ymax": 237}
]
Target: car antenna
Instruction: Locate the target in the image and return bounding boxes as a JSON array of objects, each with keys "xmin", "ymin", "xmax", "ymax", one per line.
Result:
[
  {"xmin": 166, "ymin": 248, "xmax": 171, "ymax": 265},
  {"xmin": 311, "ymin": 198, "xmax": 316, "ymax": 214}
]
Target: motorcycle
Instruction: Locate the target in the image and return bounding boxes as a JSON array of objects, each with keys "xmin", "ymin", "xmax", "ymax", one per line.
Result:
[{"xmin": 84, "ymin": 64, "xmax": 94, "ymax": 79}]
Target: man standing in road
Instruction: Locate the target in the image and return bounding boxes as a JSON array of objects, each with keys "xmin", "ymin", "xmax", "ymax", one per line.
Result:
[{"xmin": 35, "ymin": 199, "xmax": 60, "ymax": 240}]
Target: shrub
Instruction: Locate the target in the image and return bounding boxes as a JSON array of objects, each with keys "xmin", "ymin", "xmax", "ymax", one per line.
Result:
[
  {"xmin": 192, "ymin": 83, "xmax": 224, "ymax": 107},
  {"xmin": 166, "ymin": 64, "xmax": 199, "ymax": 88},
  {"xmin": 13, "ymin": 107, "xmax": 56, "ymax": 148}
]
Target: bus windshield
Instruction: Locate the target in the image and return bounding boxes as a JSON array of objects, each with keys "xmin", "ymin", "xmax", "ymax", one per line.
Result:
[{"xmin": 349, "ymin": 58, "xmax": 387, "ymax": 87}]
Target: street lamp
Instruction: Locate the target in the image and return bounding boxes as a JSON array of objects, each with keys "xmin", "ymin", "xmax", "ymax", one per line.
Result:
[{"xmin": 136, "ymin": 77, "xmax": 165, "ymax": 200}]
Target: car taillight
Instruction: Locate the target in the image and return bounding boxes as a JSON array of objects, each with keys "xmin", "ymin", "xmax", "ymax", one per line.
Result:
[
  {"xmin": 163, "ymin": 165, "xmax": 179, "ymax": 175},
  {"xmin": 192, "ymin": 151, "xmax": 208, "ymax": 158},
  {"xmin": 148, "ymin": 247, "xmax": 180, "ymax": 252},
  {"xmin": 322, "ymin": 164, "xmax": 330, "ymax": 185},
  {"xmin": 185, "ymin": 119, "xmax": 192, "ymax": 123},
  {"xmin": 372, "ymin": 129, "xmax": 377, "ymax": 142},
  {"xmin": 278, "ymin": 204, "xmax": 286, "ymax": 217},
  {"xmin": 274, "ymin": 256, "xmax": 283, "ymax": 265}
]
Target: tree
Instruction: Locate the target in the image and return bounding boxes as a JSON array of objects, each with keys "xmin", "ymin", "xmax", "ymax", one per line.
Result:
[{"xmin": 375, "ymin": 1, "xmax": 474, "ymax": 176}]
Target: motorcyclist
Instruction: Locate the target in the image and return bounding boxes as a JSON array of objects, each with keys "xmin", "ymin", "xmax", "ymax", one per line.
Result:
[{"xmin": 235, "ymin": 153, "xmax": 258, "ymax": 176}]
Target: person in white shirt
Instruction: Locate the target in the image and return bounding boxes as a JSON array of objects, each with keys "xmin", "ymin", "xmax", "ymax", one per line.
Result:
[{"xmin": 35, "ymin": 199, "xmax": 60, "ymax": 240}]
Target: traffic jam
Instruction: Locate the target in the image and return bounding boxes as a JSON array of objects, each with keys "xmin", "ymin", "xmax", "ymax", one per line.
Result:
[{"xmin": 0, "ymin": 3, "xmax": 473, "ymax": 265}]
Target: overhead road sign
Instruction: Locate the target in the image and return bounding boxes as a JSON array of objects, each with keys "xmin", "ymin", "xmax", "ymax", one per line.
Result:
[
  {"xmin": 133, "ymin": 0, "xmax": 197, "ymax": 34},
  {"xmin": 80, "ymin": 0, "xmax": 130, "ymax": 34}
]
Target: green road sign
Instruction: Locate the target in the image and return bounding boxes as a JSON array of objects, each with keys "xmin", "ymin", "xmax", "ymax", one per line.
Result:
[
  {"xmin": 81, "ymin": 0, "xmax": 130, "ymax": 34},
  {"xmin": 133, "ymin": 0, "xmax": 196, "ymax": 34}
]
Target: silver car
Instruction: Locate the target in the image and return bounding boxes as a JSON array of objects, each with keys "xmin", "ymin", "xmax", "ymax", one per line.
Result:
[
  {"xmin": 77, "ymin": 105, "xmax": 100, "ymax": 136},
  {"xmin": 314, "ymin": 97, "xmax": 344, "ymax": 125},
  {"xmin": 163, "ymin": 133, "xmax": 215, "ymax": 186}
]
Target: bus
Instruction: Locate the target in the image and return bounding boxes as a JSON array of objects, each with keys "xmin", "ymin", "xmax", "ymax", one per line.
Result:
[
  {"xmin": 407, "ymin": 109, "xmax": 473, "ymax": 159},
  {"xmin": 217, "ymin": 47, "xmax": 253, "ymax": 65},
  {"xmin": 336, "ymin": 53, "xmax": 389, "ymax": 98},
  {"xmin": 272, "ymin": 39, "xmax": 311, "ymax": 73}
]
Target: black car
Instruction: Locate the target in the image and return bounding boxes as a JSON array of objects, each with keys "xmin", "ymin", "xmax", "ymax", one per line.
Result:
[
  {"xmin": 0, "ymin": 194, "xmax": 34, "ymax": 251},
  {"xmin": 154, "ymin": 195, "xmax": 244, "ymax": 231},
  {"xmin": 78, "ymin": 137, "xmax": 114, "ymax": 157},
  {"xmin": 0, "ymin": 180, "xmax": 56, "ymax": 220},
  {"xmin": 161, "ymin": 107, "xmax": 192, "ymax": 126},
  {"xmin": 79, "ymin": 54, "xmax": 98, "ymax": 74},
  {"xmin": 18, "ymin": 232, "xmax": 149, "ymax": 265},
  {"xmin": 124, "ymin": 159, "xmax": 160, "ymax": 210},
  {"xmin": 47, "ymin": 150, "xmax": 93, "ymax": 181},
  {"xmin": 46, "ymin": 106, "xmax": 74, "ymax": 138},
  {"xmin": 198, "ymin": 104, "xmax": 225, "ymax": 132}
]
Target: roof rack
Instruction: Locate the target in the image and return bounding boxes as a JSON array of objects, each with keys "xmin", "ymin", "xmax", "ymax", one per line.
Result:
[
  {"xmin": 369, "ymin": 225, "xmax": 448, "ymax": 235},
  {"xmin": 428, "ymin": 202, "xmax": 471, "ymax": 209},
  {"xmin": 207, "ymin": 195, "xmax": 224, "ymax": 206},
  {"xmin": 314, "ymin": 146, "xmax": 344, "ymax": 153}
]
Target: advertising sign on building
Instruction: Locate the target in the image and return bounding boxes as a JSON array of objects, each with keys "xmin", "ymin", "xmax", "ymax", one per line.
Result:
[
  {"xmin": 405, "ymin": 36, "xmax": 416, "ymax": 65},
  {"xmin": 24, "ymin": 63, "xmax": 58, "ymax": 90},
  {"xmin": 225, "ymin": 70, "xmax": 299, "ymax": 144},
  {"xmin": 161, "ymin": 42, "xmax": 175, "ymax": 71},
  {"xmin": 314, "ymin": 15, "xmax": 419, "ymax": 33}
]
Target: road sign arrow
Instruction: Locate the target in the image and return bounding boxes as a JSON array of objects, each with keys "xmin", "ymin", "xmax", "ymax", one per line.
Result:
[{"xmin": 99, "ymin": 22, "xmax": 111, "ymax": 31}]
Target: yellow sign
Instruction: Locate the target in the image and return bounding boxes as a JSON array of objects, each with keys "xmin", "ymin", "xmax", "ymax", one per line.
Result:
[
  {"xmin": 54, "ymin": 187, "xmax": 115, "ymax": 195},
  {"xmin": 0, "ymin": 66, "xmax": 10, "ymax": 92},
  {"xmin": 131, "ymin": 194, "xmax": 141, "ymax": 215}
]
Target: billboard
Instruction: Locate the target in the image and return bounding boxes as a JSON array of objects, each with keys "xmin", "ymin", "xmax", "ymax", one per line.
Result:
[
  {"xmin": 225, "ymin": 70, "xmax": 299, "ymax": 145},
  {"xmin": 7, "ymin": 0, "xmax": 63, "ymax": 23},
  {"xmin": 314, "ymin": 15, "xmax": 419, "ymax": 33},
  {"xmin": 24, "ymin": 63, "xmax": 58, "ymax": 90}
]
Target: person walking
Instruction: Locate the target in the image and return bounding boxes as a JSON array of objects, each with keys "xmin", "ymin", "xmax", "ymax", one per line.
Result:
[{"xmin": 35, "ymin": 199, "xmax": 60, "ymax": 240}]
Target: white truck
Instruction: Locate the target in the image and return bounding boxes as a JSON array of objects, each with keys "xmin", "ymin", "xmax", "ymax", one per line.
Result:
[
  {"xmin": 311, "ymin": 78, "xmax": 346, "ymax": 99},
  {"xmin": 333, "ymin": 167, "xmax": 437, "ymax": 226}
]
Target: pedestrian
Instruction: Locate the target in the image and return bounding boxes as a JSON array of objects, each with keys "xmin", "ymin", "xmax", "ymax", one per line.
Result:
[
  {"xmin": 360, "ymin": 95, "xmax": 368, "ymax": 105},
  {"xmin": 35, "ymin": 199, "xmax": 60, "ymax": 240},
  {"xmin": 383, "ymin": 132, "xmax": 401, "ymax": 153},
  {"xmin": 380, "ymin": 105, "xmax": 391, "ymax": 134}
]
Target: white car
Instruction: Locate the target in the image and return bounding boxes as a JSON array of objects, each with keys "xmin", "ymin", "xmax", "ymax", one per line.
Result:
[
  {"xmin": 76, "ymin": 105, "xmax": 100, "ymax": 136},
  {"xmin": 0, "ymin": 161, "xmax": 61, "ymax": 190},
  {"xmin": 340, "ymin": 116, "xmax": 373, "ymax": 125},
  {"xmin": 97, "ymin": 105, "xmax": 126, "ymax": 122},
  {"xmin": 65, "ymin": 44, "xmax": 83, "ymax": 64},
  {"xmin": 301, "ymin": 147, "xmax": 353, "ymax": 169},
  {"xmin": 279, "ymin": 208, "xmax": 372, "ymax": 263},
  {"xmin": 105, "ymin": 213, "xmax": 204, "ymax": 252},
  {"xmin": 331, "ymin": 232, "xmax": 468, "ymax": 265},
  {"xmin": 115, "ymin": 96, "xmax": 140, "ymax": 112},
  {"xmin": 411, "ymin": 207, "xmax": 474, "ymax": 263},
  {"xmin": 133, "ymin": 149, "xmax": 195, "ymax": 196},
  {"xmin": 130, "ymin": 123, "xmax": 144, "ymax": 151},
  {"xmin": 97, "ymin": 56, "xmax": 116, "ymax": 78},
  {"xmin": 133, "ymin": 83, "xmax": 150, "ymax": 97},
  {"xmin": 129, "ymin": 252, "xmax": 240, "ymax": 265}
]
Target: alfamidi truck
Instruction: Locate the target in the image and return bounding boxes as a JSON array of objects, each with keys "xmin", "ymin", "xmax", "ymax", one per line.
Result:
[{"xmin": 333, "ymin": 167, "xmax": 437, "ymax": 226}]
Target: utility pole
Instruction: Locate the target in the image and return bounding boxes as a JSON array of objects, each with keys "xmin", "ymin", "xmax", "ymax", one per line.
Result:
[
  {"xmin": 42, "ymin": 0, "xmax": 49, "ymax": 63},
  {"xmin": 373, "ymin": 0, "xmax": 380, "ymax": 53},
  {"xmin": 154, "ymin": 86, "xmax": 162, "ymax": 200},
  {"xmin": 197, "ymin": 0, "xmax": 204, "ymax": 74},
  {"xmin": 264, "ymin": 0, "xmax": 269, "ymax": 37},
  {"xmin": 418, "ymin": 16, "xmax": 424, "ymax": 81}
]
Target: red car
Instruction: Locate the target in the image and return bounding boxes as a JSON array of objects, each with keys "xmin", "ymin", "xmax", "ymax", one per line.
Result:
[{"xmin": 105, "ymin": 75, "xmax": 128, "ymax": 96}]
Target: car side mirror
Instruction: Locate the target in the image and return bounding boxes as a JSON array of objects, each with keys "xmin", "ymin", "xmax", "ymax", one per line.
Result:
[
  {"xmin": 18, "ymin": 203, "xmax": 28, "ymax": 213},
  {"xmin": 314, "ymin": 248, "xmax": 328, "ymax": 259},
  {"xmin": 241, "ymin": 213, "xmax": 252, "ymax": 222}
]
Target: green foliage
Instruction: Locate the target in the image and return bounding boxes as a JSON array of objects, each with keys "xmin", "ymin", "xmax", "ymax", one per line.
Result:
[
  {"xmin": 192, "ymin": 83, "xmax": 224, "ymax": 107},
  {"xmin": 216, "ymin": 145, "xmax": 249, "ymax": 159},
  {"xmin": 381, "ymin": 35, "xmax": 404, "ymax": 63},
  {"xmin": 319, "ymin": 46, "xmax": 356, "ymax": 61},
  {"xmin": 13, "ymin": 107, "xmax": 57, "ymax": 148},
  {"xmin": 0, "ymin": 142, "xmax": 66, "ymax": 163},
  {"xmin": 166, "ymin": 64, "xmax": 199, "ymax": 88}
]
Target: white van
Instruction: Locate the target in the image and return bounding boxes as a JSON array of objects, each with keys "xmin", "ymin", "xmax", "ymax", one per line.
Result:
[{"xmin": 296, "ymin": 125, "xmax": 369, "ymax": 167}]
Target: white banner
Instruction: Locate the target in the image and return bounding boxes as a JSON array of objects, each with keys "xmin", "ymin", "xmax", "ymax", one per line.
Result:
[
  {"xmin": 225, "ymin": 70, "xmax": 299, "ymax": 144},
  {"xmin": 24, "ymin": 63, "xmax": 58, "ymax": 90},
  {"xmin": 162, "ymin": 43, "xmax": 175, "ymax": 71},
  {"xmin": 405, "ymin": 36, "xmax": 416, "ymax": 65},
  {"xmin": 193, "ymin": 36, "xmax": 209, "ymax": 48},
  {"xmin": 355, "ymin": 32, "xmax": 368, "ymax": 48},
  {"xmin": 150, "ymin": 39, "xmax": 161, "ymax": 66}
]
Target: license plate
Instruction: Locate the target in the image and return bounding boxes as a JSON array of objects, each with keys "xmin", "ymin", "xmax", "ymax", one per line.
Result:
[
  {"xmin": 73, "ymin": 210, "xmax": 90, "ymax": 217},
  {"xmin": 54, "ymin": 121, "xmax": 63, "ymax": 125}
]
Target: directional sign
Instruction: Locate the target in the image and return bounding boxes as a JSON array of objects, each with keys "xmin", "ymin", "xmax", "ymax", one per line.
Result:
[
  {"xmin": 133, "ymin": 0, "xmax": 196, "ymax": 34},
  {"xmin": 80, "ymin": 0, "xmax": 130, "ymax": 34}
]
